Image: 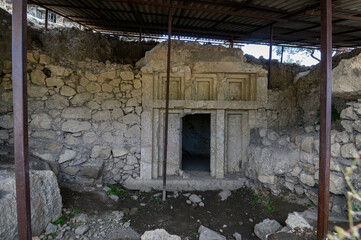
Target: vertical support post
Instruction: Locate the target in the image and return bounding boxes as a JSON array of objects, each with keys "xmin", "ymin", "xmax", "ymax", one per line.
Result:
[
  {"xmin": 268, "ymin": 24, "xmax": 273, "ymax": 89},
  {"xmin": 317, "ymin": 0, "xmax": 332, "ymax": 239},
  {"xmin": 162, "ymin": 7, "xmax": 172, "ymax": 202},
  {"xmin": 45, "ymin": 9, "xmax": 49, "ymax": 30},
  {"xmin": 280, "ymin": 46, "xmax": 284, "ymax": 63},
  {"xmin": 12, "ymin": 0, "xmax": 32, "ymax": 239},
  {"xmin": 230, "ymin": 36, "xmax": 234, "ymax": 48}
]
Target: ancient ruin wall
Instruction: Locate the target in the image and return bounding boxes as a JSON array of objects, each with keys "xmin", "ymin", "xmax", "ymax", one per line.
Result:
[{"xmin": 0, "ymin": 52, "xmax": 142, "ymax": 185}]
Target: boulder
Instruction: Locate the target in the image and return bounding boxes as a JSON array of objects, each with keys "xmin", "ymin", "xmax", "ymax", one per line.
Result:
[
  {"xmin": 254, "ymin": 219, "xmax": 282, "ymax": 240},
  {"xmin": 0, "ymin": 170, "xmax": 62, "ymax": 239},
  {"xmin": 285, "ymin": 212, "xmax": 313, "ymax": 231},
  {"xmin": 141, "ymin": 229, "xmax": 181, "ymax": 240},
  {"xmin": 198, "ymin": 225, "xmax": 226, "ymax": 240}
]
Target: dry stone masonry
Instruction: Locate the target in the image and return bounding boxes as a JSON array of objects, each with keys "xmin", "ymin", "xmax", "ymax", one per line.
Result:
[{"xmin": 0, "ymin": 51, "xmax": 142, "ymax": 185}]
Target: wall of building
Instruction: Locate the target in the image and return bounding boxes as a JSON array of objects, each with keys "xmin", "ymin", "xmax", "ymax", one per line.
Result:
[{"xmin": 0, "ymin": 52, "xmax": 142, "ymax": 185}]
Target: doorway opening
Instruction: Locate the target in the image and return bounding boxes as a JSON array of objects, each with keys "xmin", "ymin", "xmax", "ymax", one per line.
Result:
[{"xmin": 182, "ymin": 114, "xmax": 211, "ymax": 172}]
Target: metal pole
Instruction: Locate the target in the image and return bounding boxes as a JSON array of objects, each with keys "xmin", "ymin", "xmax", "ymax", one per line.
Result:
[
  {"xmin": 162, "ymin": 7, "xmax": 172, "ymax": 202},
  {"xmin": 12, "ymin": 0, "xmax": 32, "ymax": 239},
  {"xmin": 230, "ymin": 36, "xmax": 234, "ymax": 48},
  {"xmin": 45, "ymin": 9, "xmax": 48, "ymax": 29},
  {"xmin": 280, "ymin": 46, "xmax": 284, "ymax": 63},
  {"xmin": 268, "ymin": 24, "xmax": 273, "ymax": 89},
  {"xmin": 317, "ymin": 0, "xmax": 332, "ymax": 239}
]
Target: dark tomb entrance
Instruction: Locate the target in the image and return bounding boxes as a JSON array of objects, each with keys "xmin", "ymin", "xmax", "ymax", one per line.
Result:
[{"xmin": 182, "ymin": 114, "xmax": 211, "ymax": 172}]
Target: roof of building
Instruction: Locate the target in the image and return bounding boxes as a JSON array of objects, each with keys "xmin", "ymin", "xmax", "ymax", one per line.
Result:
[{"xmin": 29, "ymin": 0, "xmax": 361, "ymax": 48}]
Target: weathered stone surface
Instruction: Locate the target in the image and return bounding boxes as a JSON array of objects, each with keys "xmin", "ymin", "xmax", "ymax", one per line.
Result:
[
  {"xmin": 91, "ymin": 145, "xmax": 111, "ymax": 159},
  {"xmin": 113, "ymin": 148, "xmax": 128, "ymax": 157},
  {"xmin": 79, "ymin": 159, "xmax": 103, "ymax": 178},
  {"xmin": 0, "ymin": 170, "xmax": 62, "ymax": 239},
  {"xmin": 341, "ymin": 143, "xmax": 358, "ymax": 159},
  {"xmin": 189, "ymin": 194, "xmax": 202, "ymax": 203},
  {"xmin": 254, "ymin": 219, "xmax": 282, "ymax": 240},
  {"xmin": 330, "ymin": 172, "xmax": 346, "ymax": 194},
  {"xmin": 0, "ymin": 115, "xmax": 13, "ymax": 129},
  {"xmin": 30, "ymin": 69, "xmax": 46, "ymax": 85},
  {"xmin": 98, "ymin": 71, "xmax": 116, "ymax": 82},
  {"xmin": 85, "ymin": 72, "xmax": 97, "ymax": 81},
  {"xmin": 340, "ymin": 107, "xmax": 357, "ymax": 120},
  {"xmin": 92, "ymin": 110, "xmax": 111, "ymax": 121},
  {"xmin": 198, "ymin": 225, "xmax": 226, "ymax": 240},
  {"xmin": 83, "ymin": 132, "xmax": 97, "ymax": 144},
  {"xmin": 60, "ymin": 86, "xmax": 76, "ymax": 96},
  {"xmin": 102, "ymin": 100, "xmax": 122, "ymax": 110},
  {"xmin": 59, "ymin": 150, "xmax": 77, "ymax": 163},
  {"xmin": 0, "ymin": 130, "xmax": 9, "ymax": 140},
  {"xmin": 333, "ymin": 54, "xmax": 361, "ymax": 97},
  {"xmin": 285, "ymin": 212, "xmax": 312, "ymax": 231},
  {"xmin": 70, "ymin": 93, "xmax": 93, "ymax": 106},
  {"xmin": 300, "ymin": 172, "xmax": 315, "ymax": 187},
  {"xmin": 335, "ymin": 131, "xmax": 350, "ymax": 143},
  {"xmin": 133, "ymin": 79, "xmax": 141, "ymax": 89},
  {"xmin": 61, "ymin": 120, "xmax": 91, "ymax": 132},
  {"xmin": 331, "ymin": 143, "xmax": 341, "ymax": 158},
  {"xmin": 120, "ymin": 71, "xmax": 134, "ymax": 81},
  {"xmin": 46, "ymin": 95, "xmax": 69, "ymax": 109},
  {"xmin": 86, "ymin": 82, "xmax": 101, "ymax": 93},
  {"xmin": 46, "ymin": 77, "xmax": 64, "ymax": 88},
  {"xmin": 219, "ymin": 190, "xmax": 231, "ymax": 201},
  {"xmin": 127, "ymin": 155, "xmax": 138, "ymax": 165},
  {"xmin": 123, "ymin": 113, "xmax": 140, "ymax": 124},
  {"xmin": 75, "ymin": 225, "xmax": 89, "ymax": 235},
  {"xmin": 28, "ymin": 85, "xmax": 48, "ymax": 98},
  {"xmin": 141, "ymin": 229, "xmax": 181, "ymax": 240},
  {"xmin": 61, "ymin": 107, "xmax": 92, "ymax": 119},
  {"xmin": 31, "ymin": 113, "xmax": 52, "ymax": 129}
]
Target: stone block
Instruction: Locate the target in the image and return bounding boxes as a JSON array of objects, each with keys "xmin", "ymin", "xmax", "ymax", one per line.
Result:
[
  {"xmin": 59, "ymin": 150, "xmax": 77, "ymax": 163},
  {"xmin": 61, "ymin": 120, "xmax": 91, "ymax": 132},
  {"xmin": 30, "ymin": 69, "xmax": 46, "ymax": 85},
  {"xmin": 254, "ymin": 219, "xmax": 282, "ymax": 240},
  {"xmin": 341, "ymin": 143, "xmax": 358, "ymax": 159},
  {"xmin": 61, "ymin": 107, "xmax": 92, "ymax": 119},
  {"xmin": 120, "ymin": 71, "xmax": 134, "ymax": 81}
]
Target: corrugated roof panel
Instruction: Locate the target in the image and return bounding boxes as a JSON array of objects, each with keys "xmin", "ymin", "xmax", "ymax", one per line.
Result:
[{"xmin": 31, "ymin": 0, "xmax": 361, "ymax": 47}]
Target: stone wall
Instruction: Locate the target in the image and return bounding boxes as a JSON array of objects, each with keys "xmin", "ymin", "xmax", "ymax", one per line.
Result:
[
  {"xmin": 246, "ymin": 101, "xmax": 361, "ymax": 215},
  {"xmin": 0, "ymin": 52, "xmax": 142, "ymax": 185}
]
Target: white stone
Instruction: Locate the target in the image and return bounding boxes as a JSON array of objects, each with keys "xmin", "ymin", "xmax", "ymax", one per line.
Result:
[
  {"xmin": 30, "ymin": 113, "xmax": 52, "ymax": 129},
  {"xmin": 189, "ymin": 194, "xmax": 202, "ymax": 203},
  {"xmin": 331, "ymin": 143, "xmax": 341, "ymax": 158},
  {"xmin": 254, "ymin": 219, "xmax": 282, "ymax": 240},
  {"xmin": 285, "ymin": 212, "xmax": 313, "ymax": 231},
  {"xmin": 70, "ymin": 93, "xmax": 93, "ymax": 106},
  {"xmin": 102, "ymin": 100, "xmax": 122, "ymax": 110},
  {"xmin": 0, "ymin": 170, "xmax": 62, "ymax": 239},
  {"xmin": 75, "ymin": 225, "xmax": 89, "ymax": 235},
  {"xmin": 59, "ymin": 150, "xmax": 77, "ymax": 163},
  {"xmin": 61, "ymin": 120, "xmax": 91, "ymax": 132},
  {"xmin": 46, "ymin": 77, "xmax": 64, "ymax": 88},
  {"xmin": 300, "ymin": 172, "xmax": 315, "ymax": 187},
  {"xmin": 113, "ymin": 148, "xmax": 128, "ymax": 157},
  {"xmin": 198, "ymin": 225, "xmax": 226, "ymax": 240},
  {"xmin": 61, "ymin": 107, "xmax": 91, "ymax": 119},
  {"xmin": 218, "ymin": 190, "xmax": 231, "ymax": 201},
  {"xmin": 341, "ymin": 143, "xmax": 358, "ymax": 159},
  {"xmin": 141, "ymin": 229, "xmax": 181, "ymax": 240}
]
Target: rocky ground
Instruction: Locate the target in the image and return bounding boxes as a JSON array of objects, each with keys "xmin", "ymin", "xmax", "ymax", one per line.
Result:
[{"xmin": 32, "ymin": 184, "xmax": 349, "ymax": 240}]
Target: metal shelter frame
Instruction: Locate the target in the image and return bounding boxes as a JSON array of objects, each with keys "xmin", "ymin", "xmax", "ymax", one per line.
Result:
[{"xmin": 10, "ymin": 0, "xmax": 335, "ymax": 239}]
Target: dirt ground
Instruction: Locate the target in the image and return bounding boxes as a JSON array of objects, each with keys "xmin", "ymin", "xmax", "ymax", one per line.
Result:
[{"xmin": 61, "ymin": 185, "xmax": 315, "ymax": 240}]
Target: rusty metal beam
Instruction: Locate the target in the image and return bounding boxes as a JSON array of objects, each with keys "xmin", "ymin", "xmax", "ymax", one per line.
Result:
[
  {"xmin": 45, "ymin": 9, "xmax": 48, "ymax": 29},
  {"xmin": 103, "ymin": 0, "xmax": 288, "ymax": 22},
  {"xmin": 317, "ymin": 0, "xmax": 332, "ymax": 239},
  {"xmin": 12, "ymin": 0, "xmax": 32, "ymax": 239},
  {"xmin": 306, "ymin": 10, "xmax": 361, "ymax": 22},
  {"xmin": 162, "ymin": 7, "xmax": 172, "ymax": 202},
  {"xmin": 268, "ymin": 24, "xmax": 273, "ymax": 89}
]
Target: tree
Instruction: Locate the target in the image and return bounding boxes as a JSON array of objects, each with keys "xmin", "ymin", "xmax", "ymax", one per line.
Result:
[{"xmin": 274, "ymin": 46, "xmax": 320, "ymax": 64}]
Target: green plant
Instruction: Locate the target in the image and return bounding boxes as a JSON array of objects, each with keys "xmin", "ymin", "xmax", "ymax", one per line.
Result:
[{"xmin": 328, "ymin": 155, "xmax": 361, "ymax": 240}]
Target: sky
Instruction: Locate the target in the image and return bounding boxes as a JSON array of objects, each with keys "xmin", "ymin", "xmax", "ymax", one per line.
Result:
[{"xmin": 241, "ymin": 44, "xmax": 321, "ymax": 66}]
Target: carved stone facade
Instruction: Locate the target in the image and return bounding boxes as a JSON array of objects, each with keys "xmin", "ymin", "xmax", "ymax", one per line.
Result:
[{"xmin": 138, "ymin": 41, "xmax": 268, "ymax": 181}]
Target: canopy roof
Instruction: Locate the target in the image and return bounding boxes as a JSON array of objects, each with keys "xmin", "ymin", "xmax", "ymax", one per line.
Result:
[{"xmin": 28, "ymin": 0, "xmax": 361, "ymax": 47}]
